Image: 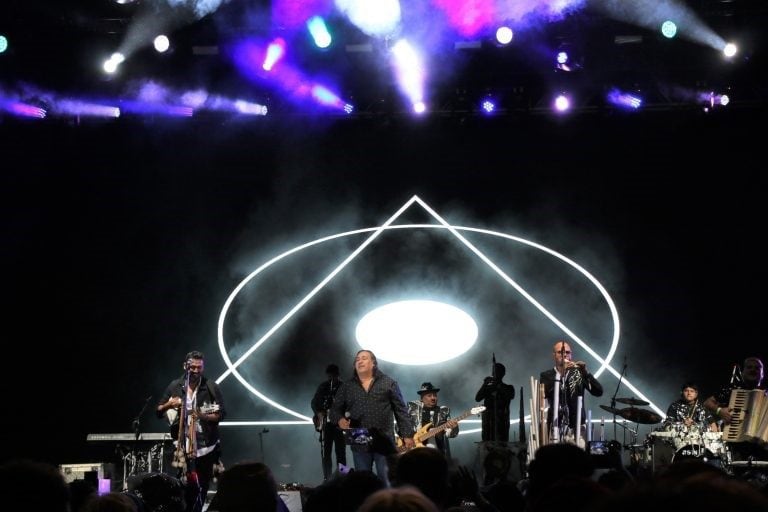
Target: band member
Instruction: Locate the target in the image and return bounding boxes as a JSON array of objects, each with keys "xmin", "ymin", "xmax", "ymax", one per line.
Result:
[
  {"xmin": 330, "ymin": 349, "xmax": 414, "ymax": 486},
  {"xmin": 156, "ymin": 350, "xmax": 225, "ymax": 512},
  {"xmin": 702, "ymin": 356, "xmax": 767, "ymax": 463},
  {"xmin": 311, "ymin": 363, "xmax": 347, "ymax": 481},
  {"xmin": 704, "ymin": 356, "xmax": 765, "ymax": 424},
  {"xmin": 475, "ymin": 362, "xmax": 516, "ymax": 442},
  {"xmin": 539, "ymin": 340, "xmax": 603, "ymax": 442},
  {"xmin": 407, "ymin": 382, "xmax": 459, "ymax": 459},
  {"xmin": 663, "ymin": 382, "xmax": 717, "ymax": 432}
]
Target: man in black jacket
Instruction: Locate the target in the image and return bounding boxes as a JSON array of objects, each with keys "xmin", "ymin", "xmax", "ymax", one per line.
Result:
[
  {"xmin": 539, "ymin": 340, "xmax": 603, "ymax": 445},
  {"xmin": 157, "ymin": 350, "xmax": 225, "ymax": 512},
  {"xmin": 311, "ymin": 363, "xmax": 348, "ymax": 481}
]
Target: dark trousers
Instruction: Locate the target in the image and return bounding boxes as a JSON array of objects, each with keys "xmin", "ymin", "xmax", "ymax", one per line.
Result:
[
  {"xmin": 184, "ymin": 448, "xmax": 218, "ymax": 512},
  {"xmin": 321, "ymin": 422, "xmax": 347, "ymax": 480}
]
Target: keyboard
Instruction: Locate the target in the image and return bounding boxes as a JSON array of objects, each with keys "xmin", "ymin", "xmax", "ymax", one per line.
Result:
[{"xmin": 87, "ymin": 433, "xmax": 172, "ymax": 442}]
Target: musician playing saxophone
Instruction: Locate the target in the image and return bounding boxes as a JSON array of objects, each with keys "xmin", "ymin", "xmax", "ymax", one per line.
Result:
[{"xmin": 156, "ymin": 350, "xmax": 226, "ymax": 512}]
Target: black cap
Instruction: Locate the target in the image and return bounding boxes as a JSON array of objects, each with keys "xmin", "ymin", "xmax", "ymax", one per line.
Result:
[{"xmin": 417, "ymin": 382, "xmax": 440, "ymax": 395}]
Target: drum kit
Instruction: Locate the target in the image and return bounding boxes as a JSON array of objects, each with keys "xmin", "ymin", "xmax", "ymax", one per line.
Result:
[{"xmin": 599, "ymin": 398, "xmax": 729, "ymax": 474}]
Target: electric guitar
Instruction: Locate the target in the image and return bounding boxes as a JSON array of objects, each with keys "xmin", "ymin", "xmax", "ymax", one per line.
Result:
[
  {"xmin": 313, "ymin": 411, "xmax": 326, "ymax": 432},
  {"xmin": 396, "ymin": 406, "xmax": 486, "ymax": 452}
]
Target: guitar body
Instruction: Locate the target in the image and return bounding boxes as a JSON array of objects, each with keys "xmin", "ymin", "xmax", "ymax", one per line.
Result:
[
  {"xmin": 313, "ymin": 411, "xmax": 326, "ymax": 432},
  {"xmin": 397, "ymin": 423, "xmax": 432, "ymax": 451}
]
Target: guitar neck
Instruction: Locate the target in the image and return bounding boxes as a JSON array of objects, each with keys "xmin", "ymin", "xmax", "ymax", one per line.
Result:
[{"xmin": 422, "ymin": 409, "xmax": 473, "ymax": 441}]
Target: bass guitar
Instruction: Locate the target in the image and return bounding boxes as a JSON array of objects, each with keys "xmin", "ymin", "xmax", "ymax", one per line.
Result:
[{"xmin": 396, "ymin": 406, "xmax": 486, "ymax": 452}]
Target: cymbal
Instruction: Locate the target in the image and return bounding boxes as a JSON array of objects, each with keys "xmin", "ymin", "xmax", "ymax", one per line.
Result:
[
  {"xmin": 619, "ymin": 408, "xmax": 662, "ymax": 425},
  {"xmin": 599, "ymin": 405, "xmax": 624, "ymax": 415},
  {"xmin": 616, "ymin": 397, "xmax": 650, "ymax": 406}
]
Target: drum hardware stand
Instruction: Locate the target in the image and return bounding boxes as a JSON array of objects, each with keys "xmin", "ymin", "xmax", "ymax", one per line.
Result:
[{"xmin": 610, "ymin": 358, "xmax": 629, "ymax": 441}]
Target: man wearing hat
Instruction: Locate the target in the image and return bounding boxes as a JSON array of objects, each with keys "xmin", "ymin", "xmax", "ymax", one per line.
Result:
[{"xmin": 406, "ymin": 382, "xmax": 459, "ymax": 459}]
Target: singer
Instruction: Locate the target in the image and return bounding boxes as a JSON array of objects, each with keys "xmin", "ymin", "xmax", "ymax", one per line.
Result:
[
  {"xmin": 156, "ymin": 350, "xmax": 225, "ymax": 512},
  {"xmin": 330, "ymin": 349, "xmax": 414, "ymax": 486},
  {"xmin": 310, "ymin": 363, "xmax": 347, "ymax": 481},
  {"xmin": 539, "ymin": 340, "xmax": 603, "ymax": 443}
]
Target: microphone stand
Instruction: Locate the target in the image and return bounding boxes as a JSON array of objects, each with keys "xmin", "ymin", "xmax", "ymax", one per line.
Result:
[
  {"xmin": 259, "ymin": 428, "xmax": 270, "ymax": 463},
  {"xmin": 491, "ymin": 353, "xmax": 497, "ymax": 443},
  {"xmin": 611, "ymin": 360, "xmax": 628, "ymax": 441},
  {"xmin": 133, "ymin": 395, "xmax": 153, "ymax": 441},
  {"xmin": 129, "ymin": 395, "xmax": 153, "ymax": 476}
]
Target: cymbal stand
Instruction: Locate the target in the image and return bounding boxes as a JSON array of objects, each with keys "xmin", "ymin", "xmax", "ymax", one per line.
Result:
[
  {"xmin": 611, "ymin": 359, "xmax": 629, "ymax": 441},
  {"xmin": 258, "ymin": 428, "xmax": 269, "ymax": 463}
]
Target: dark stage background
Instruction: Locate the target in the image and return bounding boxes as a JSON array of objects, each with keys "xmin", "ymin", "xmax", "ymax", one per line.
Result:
[{"xmin": 2, "ymin": 107, "xmax": 765, "ymax": 485}]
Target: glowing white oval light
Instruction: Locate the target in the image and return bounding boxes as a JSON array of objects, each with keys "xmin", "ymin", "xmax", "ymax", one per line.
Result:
[{"xmin": 355, "ymin": 300, "xmax": 478, "ymax": 365}]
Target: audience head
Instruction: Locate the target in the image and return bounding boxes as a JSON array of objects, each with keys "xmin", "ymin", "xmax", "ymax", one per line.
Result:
[
  {"xmin": 82, "ymin": 492, "xmax": 138, "ymax": 512},
  {"xmin": 208, "ymin": 461, "xmax": 279, "ymax": 512},
  {"xmin": 0, "ymin": 458, "xmax": 70, "ymax": 512},
  {"xmin": 357, "ymin": 486, "xmax": 439, "ymax": 512},
  {"xmin": 391, "ymin": 447, "xmax": 450, "ymax": 508}
]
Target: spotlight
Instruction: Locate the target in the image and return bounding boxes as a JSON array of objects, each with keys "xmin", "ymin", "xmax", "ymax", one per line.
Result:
[
  {"xmin": 607, "ymin": 88, "xmax": 642, "ymax": 110},
  {"xmin": 307, "ymin": 16, "xmax": 332, "ymax": 49},
  {"xmin": 0, "ymin": 34, "xmax": 8, "ymax": 54},
  {"xmin": 495, "ymin": 26, "xmax": 513, "ymax": 45},
  {"xmin": 723, "ymin": 42, "xmax": 737, "ymax": 58},
  {"xmin": 553, "ymin": 93, "xmax": 570, "ymax": 112},
  {"xmin": 153, "ymin": 35, "xmax": 170, "ymax": 53},
  {"xmin": 102, "ymin": 52, "xmax": 125, "ymax": 74},
  {"xmin": 262, "ymin": 38, "xmax": 285, "ymax": 71},
  {"xmin": 481, "ymin": 98, "xmax": 495, "ymax": 114},
  {"xmin": 660, "ymin": 20, "xmax": 677, "ymax": 39},
  {"xmin": 413, "ymin": 101, "xmax": 426, "ymax": 114}
]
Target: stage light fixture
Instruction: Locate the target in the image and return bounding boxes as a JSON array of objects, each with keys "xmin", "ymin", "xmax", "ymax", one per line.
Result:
[
  {"xmin": 413, "ymin": 101, "xmax": 426, "ymax": 114},
  {"xmin": 660, "ymin": 20, "xmax": 677, "ymax": 39},
  {"xmin": 607, "ymin": 88, "xmax": 642, "ymax": 110},
  {"xmin": 307, "ymin": 16, "xmax": 332, "ymax": 49},
  {"xmin": 481, "ymin": 98, "xmax": 495, "ymax": 114},
  {"xmin": 554, "ymin": 93, "xmax": 570, "ymax": 112},
  {"xmin": 262, "ymin": 38, "xmax": 285, "ymax": 71},
  {"xmin": 153, "ymin": 35, "xmax": 170, "ymax": 53},
  {"xmin": 102, "ymin": 52, "xmax": 125, "ymax": 74},
  {"xmin": 723, "ymin": 42, "xmax": 737, "ymax": 58},
  {"xmin": 0, "ymin": 35, "xmax": 8, "ymax": 54},
  {"xmin": 495, "ymin": 26, "xmax": 513, "ymax": 45}
]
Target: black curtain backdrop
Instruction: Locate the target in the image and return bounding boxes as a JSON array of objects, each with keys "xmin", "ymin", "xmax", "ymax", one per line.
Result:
[{"xmin": 3, "ymin": 108, "xmax": 764, "ymax": 485}]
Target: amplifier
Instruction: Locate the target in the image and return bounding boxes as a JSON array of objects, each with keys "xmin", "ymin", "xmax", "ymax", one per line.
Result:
[{"xmin": 60, "ymin": 463, "xmax": 115, "ymax": 484}]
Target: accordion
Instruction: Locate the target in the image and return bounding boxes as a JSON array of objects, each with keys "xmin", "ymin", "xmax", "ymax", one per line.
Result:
[{"xmin": 722, "ymin": 388, "xmax": 768, "ymax": 445}]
